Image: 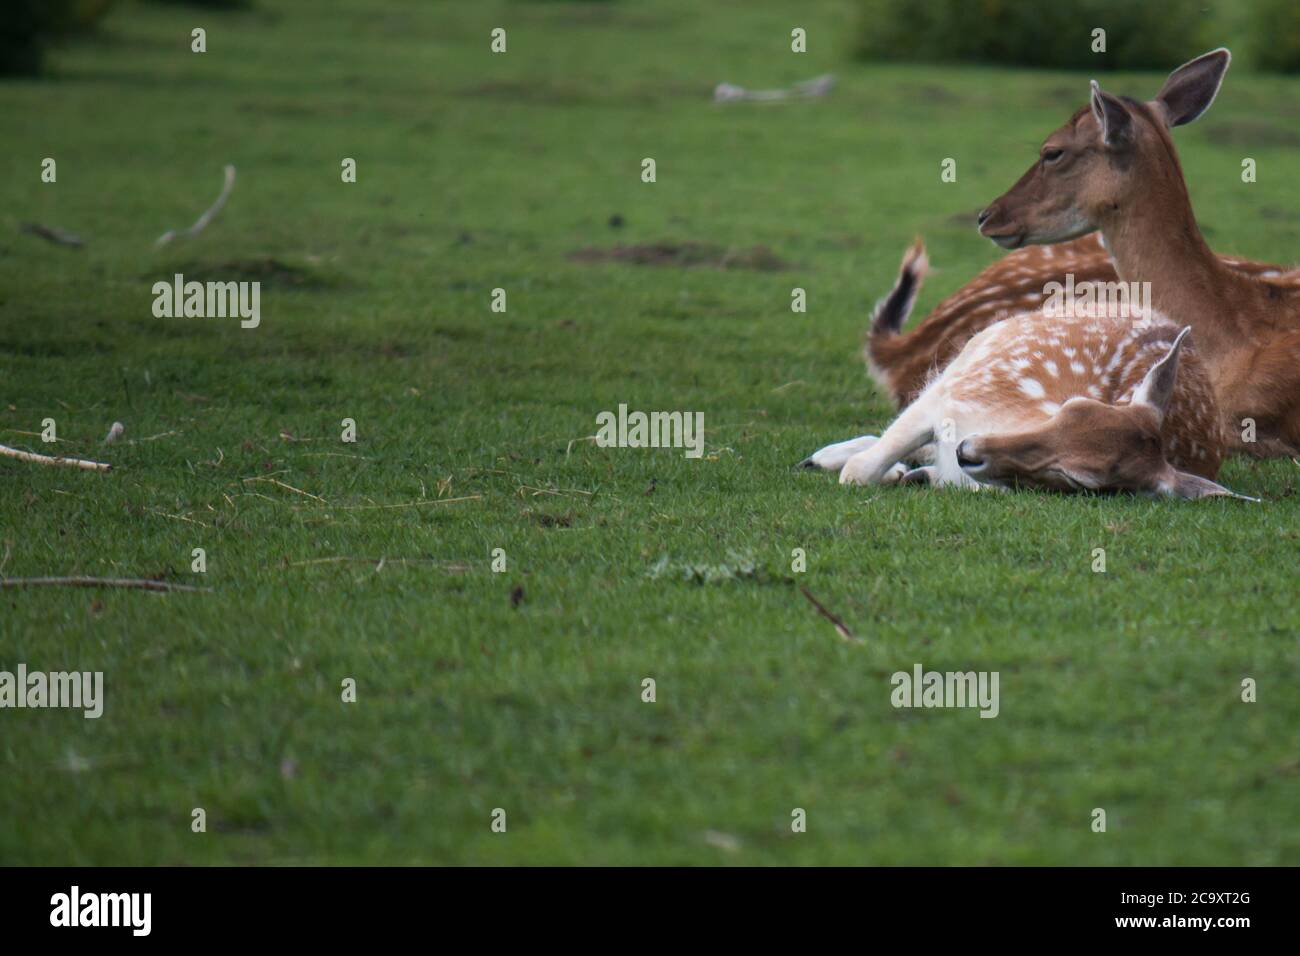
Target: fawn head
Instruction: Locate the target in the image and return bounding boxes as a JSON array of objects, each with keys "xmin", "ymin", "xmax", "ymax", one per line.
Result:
[
  {"xmin": 977, "ymin": 49, "xmax": 1231, "ymax": 249},
  {"xmin": 956, "ymin": 328, "xmax": 1251, "ymax": 499}
]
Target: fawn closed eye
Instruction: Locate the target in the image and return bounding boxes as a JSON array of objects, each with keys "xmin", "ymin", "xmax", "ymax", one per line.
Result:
[
  {"xmin": 1041, "ymin": 148, "xmax": 1065, "ymax": 164},
  {"xmin": 1051, "ymin": 468, "xmax": 1085, "ymax": 490}
]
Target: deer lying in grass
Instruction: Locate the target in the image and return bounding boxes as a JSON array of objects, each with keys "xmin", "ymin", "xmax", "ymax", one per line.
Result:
[
  {"xmin": 978, "ymin": 48, "xmax": 1300, "ymax": 457},
  {"xmin": 807, "ymin": 49, "xmax": 1296, "ymax": 486},
  {"xmin": 822, "ymin": 303, "xmax": 1249, "ymax": 499},
  {"xmin": 865, "ymin": 233, "xmax": 1288, "ymax": 410},
  {"xmin": 800, "ymin": 233, "xmax": 1279, "ymax": 478}
]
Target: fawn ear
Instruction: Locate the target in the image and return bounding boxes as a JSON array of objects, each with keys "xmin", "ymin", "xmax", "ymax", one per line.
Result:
[
  {"xmin": 1160, "ymin": 469, "xmax": 1259, "ymax": 502},
  {"xmin": 1090, "ymin": 80, "xmax": 1133, "ymax": 148},
  {"xmin": 1131, "ymin": 326, "xmax": 1191, "ymax": 423},
  {"xmin": 1152, "ymin": 48, "xmax": 1231, "ymax": 128}
]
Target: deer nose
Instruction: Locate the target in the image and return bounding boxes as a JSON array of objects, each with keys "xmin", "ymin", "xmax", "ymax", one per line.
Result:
[
  {"xmin": 956, "ymin": 439, "xmax": 981, "ymax": 468},
  {"xmin": 976, "ymin": 207, "xmax": 994, "ymax": 227}
]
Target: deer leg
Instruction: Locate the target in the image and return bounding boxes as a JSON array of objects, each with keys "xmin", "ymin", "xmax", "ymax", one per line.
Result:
[
  {"xmin": 840, "ymin": 400, "xmax": 936, "ymax": 485},
  {"xmin": 797, "ymin": 434, "xmax": 878, "ymax": 471},
  {"xmin": 1277, "ymin": 405, "xmax": 1300, "ymax": 458}
]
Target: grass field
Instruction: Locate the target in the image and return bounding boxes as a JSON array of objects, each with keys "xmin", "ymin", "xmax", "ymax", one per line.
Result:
[{"xmin": 1, "ymin": 0, "xmax": 1298, "ymax": 865}]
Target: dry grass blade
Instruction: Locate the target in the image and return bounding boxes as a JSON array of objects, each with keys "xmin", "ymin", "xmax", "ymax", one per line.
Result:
[
  {"xmin": 316, "ymin": 494, "xmax": 482, "ymax": 512},
  {"xmin": 242, "ymin": 476, "xmax": 327, "ymax": 503}
]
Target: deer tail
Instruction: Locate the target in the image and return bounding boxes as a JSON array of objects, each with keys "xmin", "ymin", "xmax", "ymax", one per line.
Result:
[
  {"xmin": 869, "ymin": 237, "xmax": 929, "ymax": 340},
  {"xmin": 863, "ymin": 238, "xmax": 929, "ymax": 403}
]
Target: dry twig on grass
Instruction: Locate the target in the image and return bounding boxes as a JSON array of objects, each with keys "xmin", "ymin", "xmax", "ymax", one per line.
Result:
[
  {"xmin": 21, "ymin": 222, "xmax": 86, "ymax": 248},
  {"xmin": 713, "ymin": 73, "xmax": 835, "ymax": 103},
  {"xmin": 799, "ymin": 586, "xmax": 863, "ymax": 644},
  {"xmin": 155, "ymin": 165, "xmax": 236, "ymax": 247},
  {"xmin": 1, "ymin": 577, "xmax": 211, "ymax": 593},
  {"xmin": 0, "ymin": 443, "xmax": 111, "ymax": 472}
]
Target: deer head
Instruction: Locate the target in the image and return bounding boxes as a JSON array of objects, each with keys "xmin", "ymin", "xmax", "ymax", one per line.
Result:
[
  {"xmin": 977, "ymin": 49, "xmax": 1231, "ymax": 249},
  {"xmin": 955, "ymin": 328, "xmax": 1253, "ymax": 499}
]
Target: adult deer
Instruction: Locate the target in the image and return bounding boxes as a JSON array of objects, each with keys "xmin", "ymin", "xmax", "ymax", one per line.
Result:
[
  {"xmin": 818, "ymin": 303, "xmax": 1249, "ymax": 499},
  {"xmin": 978, "ymin": 48, "xmax": 1300, "ymax": 457}
]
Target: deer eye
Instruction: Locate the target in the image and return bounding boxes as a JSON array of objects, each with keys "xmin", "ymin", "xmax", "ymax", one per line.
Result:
[{"xmin": 1041, "ymin": 148, "xmax": 1066, "ymax": 164}]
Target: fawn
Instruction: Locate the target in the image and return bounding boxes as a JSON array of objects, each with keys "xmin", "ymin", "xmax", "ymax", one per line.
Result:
[
  {"xmin": 978, "ymin": 48, "xmax": 1300, "ymax": 457},
  {"xmin": 814, "ymin": 303, "xmax": 1248, "ymax": 499}
]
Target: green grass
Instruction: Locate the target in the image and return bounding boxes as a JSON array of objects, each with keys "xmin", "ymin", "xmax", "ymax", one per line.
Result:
[{"xmin": 1, "ymin": 0, "xmax": 1298, "ymax": 865}]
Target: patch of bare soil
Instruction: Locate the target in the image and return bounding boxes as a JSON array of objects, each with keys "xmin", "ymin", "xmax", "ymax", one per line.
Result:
[
  {"xmin": 155, "ymin": 258, "xmax": 343, "ymax": 289},
  {"xmin": 569, "ymin": 241, "xmax": 791, "ymax": 271}
]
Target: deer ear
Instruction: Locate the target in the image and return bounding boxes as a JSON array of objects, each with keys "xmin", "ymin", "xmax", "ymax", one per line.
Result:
[
  {"xmin": 1152, "ymin": 48, "xmax": 1231, "ymax": 128},
  {"xmin": 1160, "ymin": 469, "xmax": 1259, "ymax": 502},
  {"xmin": 1131, "ymin": 326, "xmax": 1192, "ymax": 422},
  {"xmin": 1090, "ymin": 80, "xmax": 1133, "ymax": 147}
]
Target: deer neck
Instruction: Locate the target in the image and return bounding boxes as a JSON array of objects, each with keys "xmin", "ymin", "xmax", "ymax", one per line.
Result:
[{"xmin": 1096, "ymin": 171, "xmax": 1251, "ymax": 368}]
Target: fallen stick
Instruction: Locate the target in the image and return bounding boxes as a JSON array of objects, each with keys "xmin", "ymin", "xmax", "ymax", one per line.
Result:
[
  {"xmin": 714, "ymin": 73, "xmax": 835, "ymax": 104},
  {"xmin": 799, "ymin": 586, "xmax": 863, "ymax": 644},
  {"xmin": 155, "ymin": 164, "xmax": 236, "ymax": 247},
  {"xmin": 21, "ymin": 222, "xmax": 86, "ymax": 248},
  {"xmin": 0, "ymin": 443, "xmax": 111, "ymax": 472},
  {"xmin": 1, "ymin": 577, "xmax": 211, "ymax": 593}
]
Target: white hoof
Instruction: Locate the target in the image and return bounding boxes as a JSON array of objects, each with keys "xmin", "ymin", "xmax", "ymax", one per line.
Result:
[{"xmin": 798, "ymin": 434, "xmax": 879, "ymax": 472}]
